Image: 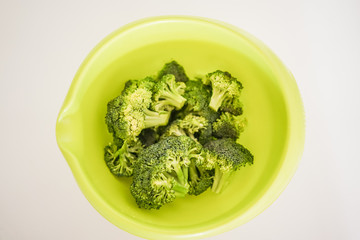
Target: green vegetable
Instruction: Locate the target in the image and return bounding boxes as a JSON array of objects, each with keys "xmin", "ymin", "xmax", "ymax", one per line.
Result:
[
  {"xmin": 203, "ymin": 70, "xmax": 243, "ymax": 113},
  {"xmin": 175, "ymin": 79, "xmax": 218, "ymax": 145},
  {"xmin": 130, "ymin": 136, "xmax": 204, "ymax": 209},
  {"xmin": 219, "ymin": 97, "xmax": 243, "ymax": 116},
  {"xmin": 153, "ymin": 74, "xmax": 187, "ymax": 111},
  {"xmin": 195, "ymin": 107, "xmax": 219, "ymax": 145},
  {"xmin": 105, "ymin": 77, "xmax": 170, "ymax": 140},
  {"xmin": 104, "ymin": 138, "xmax": 143, "ymax": 177},
  {"xmin": 188, "ymin": 161, "xmax": 213, "ymax": 196},
  {"xmin": 204, "ymin": 138, "xmax": 254, "ymax": 193},
  {"xmin": 212, "ymin": 112, "xmax": 247, "ymax": 139},
  {"xmin": 103, "ymin": 61, "xmax": 253, "ymax": 209},
  {"xmin": 183, "ymin": 79, "xmax": 212, "ymax": 113},
  {"xmin": 158, "ymin": 60, "xmax": 189, "ymax": 82},
  {"xmin": 160, "ymin": 114, "xmax": 208, "ymax": 142}
]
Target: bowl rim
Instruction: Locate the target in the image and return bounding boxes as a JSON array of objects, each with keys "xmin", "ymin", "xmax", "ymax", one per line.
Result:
[{"xmin": 56, "ymin": 15, "xmax": 305, "ymax": 240}]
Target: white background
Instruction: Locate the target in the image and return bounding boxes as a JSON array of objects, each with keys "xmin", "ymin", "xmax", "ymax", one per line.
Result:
[{"xmin": 1, "ymin": 0, "xmax": 359, "ymax": 239}]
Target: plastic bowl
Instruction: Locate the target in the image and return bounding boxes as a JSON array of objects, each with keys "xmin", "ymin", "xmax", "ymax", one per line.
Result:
[{"xmin": 56, "ymin": 16, "xmax": 305, "ymax": 239}]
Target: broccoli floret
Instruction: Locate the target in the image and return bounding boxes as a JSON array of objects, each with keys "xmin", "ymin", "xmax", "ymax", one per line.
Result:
[
  {"xmin": 197, "ymin": 125, "xmax": 214, "ymax": 145},
  {"xmin": 219, "ymin": 97, "xmax": 243, "ymax": 116},
  {"xmin": 203, "ymin": 70, "xmax": 243, "ymax": 112},
  {"xmin": 160, "ymin": 120, "xmax": 214, "ymax": 196},
  {"xmin": 204, "ymin": 138, "xmax": 253, "ymax": 193},
  {"xmin": 153, "ymin": 74, "xmax": 187, "ymax": 111},
  {"xmin": 130, "ymin": 136, "xmax": 204, "ymax": 209},
  {"xmin": 160, "ymin": 114, "xmax": 208, "ymax": 143},
  {"xmin": 188, "ymin": 161, "xmax": 213, "ymax": 196},
  {"xmin": 112, "ymin": 134, "xmax": 124, "ymax": 148},
  {"xmin": 141, "ymin": 108, "xmax": 171, "ymax": 128},
  {"xmin": 160, "ymin": 119, "xmax": 186, "ymax": 138},
  {"xmin": 105, "ymin": 77, "xmax": 170, "ymax": 140},
  {"xmin": 104, "ymin": 138, "xmax": 143, "ymax": 177},
  {"xmin": 179, "ymin": 114, "xmax": 208, "ymax": 136},
  {"xmin": 212, "ymin": 112, "xmax": 247, "ymax": 139},
  {"xmin": 103, "ymin": 63, "xmax": 254, "ymax": 208},
  {"xmin": 121, "ymin": 77, "xmax": 155, "ymax": 109},
  {"xmin": 158, "ymin": 61, "xmax": 189, "ymax": 82},
  {"xmin": 183, "ymin": 79, "xmax": 212, "ymax": 112},
  {"xmin": 173, "ymin": 79, "xmax": 218, "ymax": 144},
  {"xmin": 175, "ymin": 79, "xmax": 212, "ymax": 118},
  {"xmin": 195, "ymin": 107, "xmax": 219, "ymax": 145},
  {"xmin": 198, "ymin": 106, "xmax": 219, "ymax": 123}
]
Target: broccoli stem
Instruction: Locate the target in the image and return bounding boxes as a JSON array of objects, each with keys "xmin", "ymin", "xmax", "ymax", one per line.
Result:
[
  {"xmin": 159, "ymin": 91, "xmax": 186, "ymax": 110},
  {"xmin": 143, "ymin": 109, "xmax": 170, "ymax": 128},
  {"xmin": 172, "ymin": 163, "xmax": 188, "ymax": 186},
  {"xmin": 212, "ymin": 166, "xmax": 232, "ymax": 194},
  {"xmin": 165, "ymin": 164, "xmax": 189, "ymax": 197},
  {"xmin": 209, "ymin": 88, "xmax": 227, "ymax": 111},
  {"xmin": 189, "ymin": 162, "xmax": 200, "ymax": 183},
  {"xmin": 106, "ymin": 142, "xmax": 133, "ymax": 176},
  {"xmin": 173, "ymin": 181, "xmax": 188, "ymax": 197}
]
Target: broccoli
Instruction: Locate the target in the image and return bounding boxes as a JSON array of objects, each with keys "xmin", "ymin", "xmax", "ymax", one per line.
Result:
[
  {"xmin": 188, "ymin": 161, "xmax": 213, "ymax": 196},
  {"xmin": 204, "ymin": 138, "xmax": 253, "ymax": 193},
  {"xmin": 158, "ymin": 117, "xmax": 214, "ymax": 196},
  {"xmin": 104, "ymin": 138, "xmax": 143, "ymax": 177},
  {"xmin": 105, "ymin": 77, "xmax": 170, "ymax": 140},
  {"xmin": 172, "ymin": 79, "xmax": 218, "ymax": 144},
  {"xmin": 212, "ymin": 112, "xmax": 247, "ymax": 139},
  {"xmin": 153, "ymin": 74, "xmax": 187, "ymax": 111},
  {"xmin": 197, "ymin": 125, "xmax": 214, "ymax": 145},
  {"xmin": 159, "ymin": 120, "xmax": 185, "ymax": 138},
  {"xmin": 160, "ymin": 114, "xmax": 208, "ymax": 143},
  {"xmin": 183, "ymin": 79, "xmax": 212, "ymax": 112},
  {"xmin": 194, "ymin": 107, "xmax": 218, "ymax": 145},
  {"xmin": 112, "ymin": 135, "xmax": 124, "ymax": 148},
  {"xmin": 158, "ymin": 60, "xmax": 189, "ymax": 82},
  {"xmin": 179, "ymin": 114, "xmax": 208, "ymax": 138},
  {"xmin": 175, "ymin": 79, "xmax": 213, "ymax": 118},
  {"xmin": 103, "ymin": 62, "xmax": 254, "ymax": 208},
  {"xmin": 130, "ymin": 136, "xmax": 204, "ymax": 209},
  {"xmin": 203, "ymin": 70, "xmax": 243, "ymax": 112},
  {"xmin": 219, "ymin": 97, "xmax": 243, "ymax": 116}
]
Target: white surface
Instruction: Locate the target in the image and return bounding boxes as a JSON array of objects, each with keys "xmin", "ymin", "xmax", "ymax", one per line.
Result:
[{"xmin": 0, "ymin": 0, "xmax": 359, "ymax": 239}]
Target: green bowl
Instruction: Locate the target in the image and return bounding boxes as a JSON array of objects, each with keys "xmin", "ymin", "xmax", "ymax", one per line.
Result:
[{"xmin": 56, "ymin": 16, "xmax": 305, "ymax": 239}]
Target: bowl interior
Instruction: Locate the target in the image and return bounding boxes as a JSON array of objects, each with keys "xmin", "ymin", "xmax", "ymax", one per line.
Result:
[{"xmin": 56, "ymin": 17, "xmax": 303, "ymax": 239}]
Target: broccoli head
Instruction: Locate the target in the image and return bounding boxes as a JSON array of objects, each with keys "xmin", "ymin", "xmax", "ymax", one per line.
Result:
[
  {"xmin": 212, "ymin": 112, "xmax": 247, "ymax": 139},
  {"xmin": 121, "ymin": 77, "xmax": 155, "ymax": 110},
  {"xmin": 188, "ymin": 161, "xmax": 213, "ymax": 196},
  {"xmin": 153, "ymin": 74, "xmax": 187, "ymax": 111},
  {"xmin": 203, "ymin": 70, "xmax": 243, "ymax": 112},
  {"xmin": 105, "ymin": 77, "xmax": 170, "ymax": 140},
  {"xmin": 104, "ymin": 138, "xmax": 143, "ymax": 177},
  {"xmin": 130, "ymin": 136, "xmax": 204, "ymax": 209},
  {"xmin": 159, "ymin": 119, "xmax": 186, "ymax": 139},
  {"xmin": 158, "ymin": 60, "xmax": 189, "ymax": 82},
  {"xmin": 204, "ymin": 138, "xmax": 253, "ymax": 193},
  {"xmin": 179, "ymin": 114, "xmax": 208, "ymax": 140},
  {"xmin": 183, "ymin": 79, "xmax": 211, "ymax": 112},
  {"xmin": 174, "ymin": 79, "xmax": 217, "ymax": 144},
  {"xmin": 195, "ymin": 107, "xmax": 219, "ymax": 145},
  {"xmin": 219, "ymin": 97, "xmax": 243, "ymax": 116},
  {"xmin": 103, "ymin": 63, "xmax": 254, "ymax": 208},
  {"xmin": 160, "ymin": 114, "xmax": 208, "ymax": 143}
]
